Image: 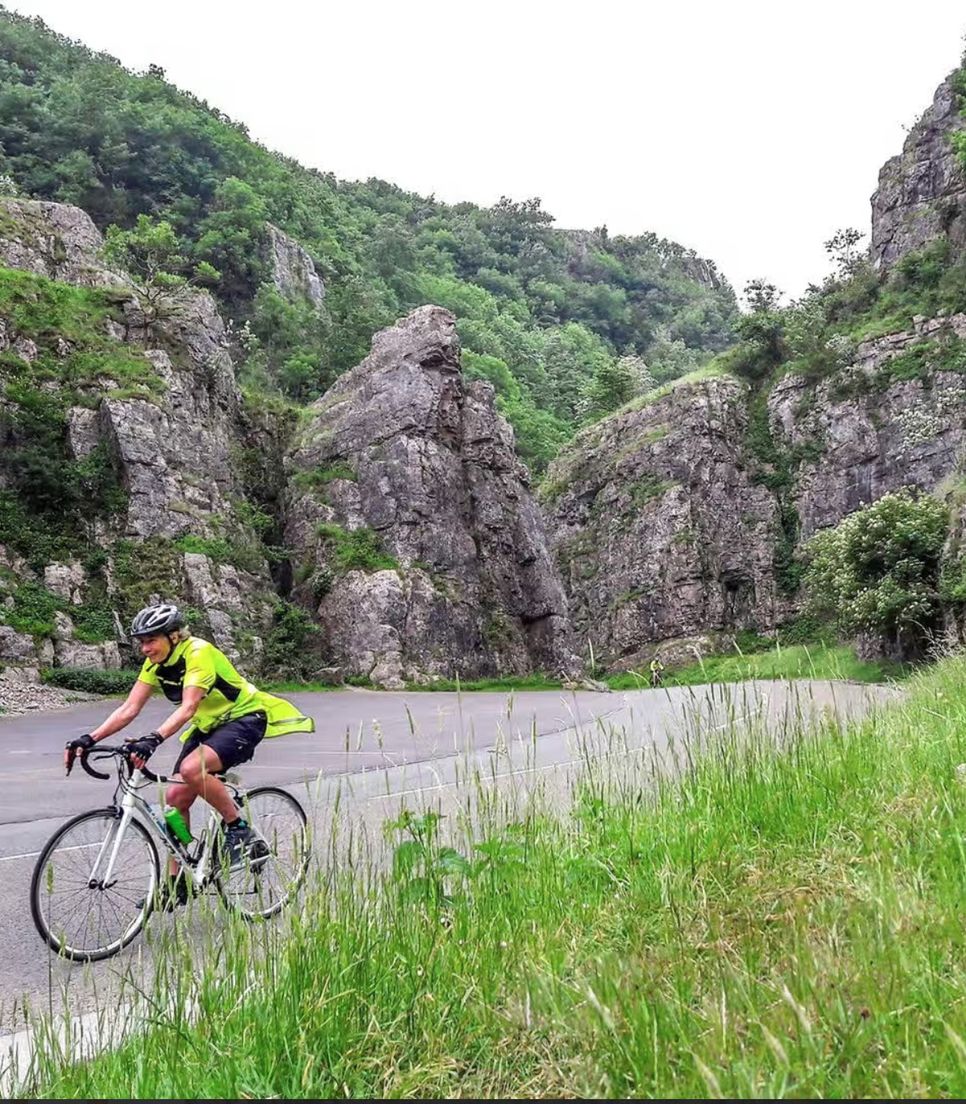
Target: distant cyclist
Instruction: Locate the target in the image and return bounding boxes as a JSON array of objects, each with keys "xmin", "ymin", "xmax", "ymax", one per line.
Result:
[
  {"xmin": 64, "ymin": 603, "xmax": 314, "ymax": 909},
  {"xmin": 649, "ymin": 656, "xmax": 665, "ymax": 688}
]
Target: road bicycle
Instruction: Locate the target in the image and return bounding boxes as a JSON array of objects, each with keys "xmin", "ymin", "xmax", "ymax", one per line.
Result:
[{"xmin": 29, "ymin": 744, "xmax": 310, "ymax": 962}]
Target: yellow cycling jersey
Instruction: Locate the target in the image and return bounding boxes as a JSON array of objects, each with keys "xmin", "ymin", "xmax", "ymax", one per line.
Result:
[{"xmin": 137, "ymin": 636, "xmax": 315, "ymax": 741}]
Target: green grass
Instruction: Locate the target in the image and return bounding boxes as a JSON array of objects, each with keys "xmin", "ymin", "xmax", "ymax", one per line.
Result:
[
  {"xmin": 316, "ymin": 522, "xmax": 400, "ymax": 574},
  {"xmin": 618, "ymin": 360, "xmax": 731, "ymax": 414},
  {"xmin": 22, "ymin": 655, "xmax": 966, "ymax": 1098},
  {"xmin": 607, "ymin": 642, "xmax": 906, "ymax": 690}
]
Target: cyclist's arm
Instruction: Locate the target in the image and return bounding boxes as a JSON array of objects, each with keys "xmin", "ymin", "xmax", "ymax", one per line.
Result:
[
  {"xmin": 153, "ymin": 685, "xmax": 205, "ymax": 741},
  {"xmin": 89, "ymin": 679, "xmax": 155, "ymax": 742}
]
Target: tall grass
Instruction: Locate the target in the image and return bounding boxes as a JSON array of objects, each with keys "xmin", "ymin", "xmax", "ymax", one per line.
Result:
[
  {"xmin": 608, "ymin": 642, "xmax": 905, "ymax": 690},
  {"xmin": 16, "ymin": 660, "xmax": 966, "ymax": 1098}
]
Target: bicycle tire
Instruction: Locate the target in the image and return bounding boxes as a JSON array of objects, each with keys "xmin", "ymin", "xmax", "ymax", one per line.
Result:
[
  {"xmin": 30, "ymin": 808, "xmax": 161, "ymax": 962},
  {"xmin": 217, "ymin": 786, "xmax": 310, "ymax": 921}
]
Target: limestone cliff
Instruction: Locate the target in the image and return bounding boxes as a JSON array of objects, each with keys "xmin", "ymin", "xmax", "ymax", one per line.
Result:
[
  {"xmin": 542, "ymin": 374, "xmax": 786, "ymax": 670},
  {"xmin": 283, "ymin": 306, "xmax": 579, "ymax": 687},
  {"xmin": 871, "ymin": 69, "xmax": 966, "ymax": 269},
  {"xmin": 0, "ymin": 198, "xmax": 279, "ymax": 671}
]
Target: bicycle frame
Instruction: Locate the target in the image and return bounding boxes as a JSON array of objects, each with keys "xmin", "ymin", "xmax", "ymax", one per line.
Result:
[{"xmin": 94, "ymin": 765, "xmax": 241, "ymax": 893}]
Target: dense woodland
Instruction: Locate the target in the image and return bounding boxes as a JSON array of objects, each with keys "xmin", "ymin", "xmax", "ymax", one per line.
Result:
[{"xmin": 0, "ymin": 7, "xmax": 739, "ymax": 470}]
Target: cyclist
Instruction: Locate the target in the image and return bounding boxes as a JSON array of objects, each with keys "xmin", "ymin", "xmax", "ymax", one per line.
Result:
[
  {"xmin": 64, "ymin": 602, "xmax": 314, "ymax": 909},
  {"xmin": 649, "ymin": 655, "xmax": 665, "ymax": 688}
]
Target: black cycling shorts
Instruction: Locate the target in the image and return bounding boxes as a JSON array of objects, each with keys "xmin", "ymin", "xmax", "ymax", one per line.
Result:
[{"xmin": 172, "ymin": 711, "xmax": 266, "ymax": 776}]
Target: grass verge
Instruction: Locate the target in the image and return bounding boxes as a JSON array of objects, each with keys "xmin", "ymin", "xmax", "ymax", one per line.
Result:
[
  {"xmin": 607, "ymin": 642, "xmax": 907, "ymax": 691},
  {"xmin": 20, "ymin": 660, "xmax": 966, "ymax": 1098}
]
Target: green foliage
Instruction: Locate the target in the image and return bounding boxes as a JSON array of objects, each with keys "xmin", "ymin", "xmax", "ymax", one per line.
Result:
[
  {"xmin": 110, "ymin": 537, "xmax": 185, "ymax": 614},
  {"xmin": 291, "ymin": 462, "xmax": 356, "ymax": 490},
  {"xmin": 193, "ymin": 176, "xmax": 268, "ymax": 301},
  {"xmin": 103, "ymin": 214, "xmax": 217, "ymax": 323},
  {"xmin": 317, "ymin": 522, "xmax": 399, "ymax": 573},
  {"xmin": 71, "ymin": 598, "xmax": 116, "ymax": 643},
  {"xmin": 724, "ymin": 311, "xmax": 787, "ymax": 382},
  {"xmin": 580, "ymin": 352, "xmax": 639, "ymax": 419},
  {"xmin": 261, "ymin": 600, "xmax": 322, "ymax": 680},
  {"xmin": 172, "ymin": 531, "xmax": 264, "ymax": 573},
  {"xmin": 42, "ymin": 666, "xmax": 139, "ymax": 695},
  {"xmin": 0, "ymin": 10, "xmax": 738, "ymax": 473},
  {"xmin": 606, "ymin": 641, "xmax": 902, "ymax": 689},
  {"xmin": 0, "ymin": 268, "xmax": 149, "ymax": 565},
  {"xmin": 2, "ymin": 581, "xmax": 62, "ymax": 635},
  {"xmin": 802, "ymin": 490, "xmax": 948, "ymax": 657}
]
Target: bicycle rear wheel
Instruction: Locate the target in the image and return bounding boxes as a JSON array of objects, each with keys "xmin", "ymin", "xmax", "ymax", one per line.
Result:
[
  {"xmin": 30, "ymin": 809, "xmax": 160, "ymax": 962},
  {"xmin": 217, "ymin": 786, "xmax": 309, "ymax": 921}
]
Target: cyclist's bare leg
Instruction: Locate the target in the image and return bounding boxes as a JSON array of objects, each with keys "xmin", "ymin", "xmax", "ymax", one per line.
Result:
[
  {"xmin": 178, "ymin": 745, "xmax": 240, "ymax": 823},
  {"xmin": 163, "ymin": 748, "xmax": 242, "ymax": 879}
]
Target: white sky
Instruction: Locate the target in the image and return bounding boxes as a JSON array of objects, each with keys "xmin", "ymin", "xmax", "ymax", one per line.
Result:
[{"xmin": 6, "ymin": 0, "xmax": 966, "ymax": 302}]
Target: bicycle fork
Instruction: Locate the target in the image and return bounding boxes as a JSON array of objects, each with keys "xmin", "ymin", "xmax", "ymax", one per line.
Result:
[{"xmin": 88, "ymin": 786, "xmax": 141, "ymax": 890}]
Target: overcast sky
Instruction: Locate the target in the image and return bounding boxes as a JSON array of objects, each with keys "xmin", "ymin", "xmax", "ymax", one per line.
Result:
[{"xmin": 7, "ymin": 0, "xmax": 966, "ymax": 302}]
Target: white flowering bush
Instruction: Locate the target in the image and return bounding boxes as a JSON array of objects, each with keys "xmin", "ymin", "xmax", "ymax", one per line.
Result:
[{"xmin": 803, "ymin": 489, "xmax": 948, "ymax": 657}]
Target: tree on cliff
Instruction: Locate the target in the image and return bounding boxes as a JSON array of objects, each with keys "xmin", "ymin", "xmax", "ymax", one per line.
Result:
[{"xmin": 103, "ymin": 214, "xmax": 219, "ymax": 324}]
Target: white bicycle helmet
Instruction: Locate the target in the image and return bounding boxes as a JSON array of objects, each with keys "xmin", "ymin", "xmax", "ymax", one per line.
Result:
[{"xmin": 130, "ymin": 603, "xmax": 185, "ymax": 638}]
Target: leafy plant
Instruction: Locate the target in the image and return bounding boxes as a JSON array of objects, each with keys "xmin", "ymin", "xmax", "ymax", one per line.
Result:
[
  {"xmin": 42, "ymin": 666, "xmax": 139, "ymax": 694},
  {"xmin": 384, "ymin": 809, "xmax": 470, "ymax": 907},
  {"xmin": 317, "ymin": 522, "xmax": 399, "ymax": 574},
  {"xmin": 802, "ymin": 489, "xmax": 948, "ymax": 659}
]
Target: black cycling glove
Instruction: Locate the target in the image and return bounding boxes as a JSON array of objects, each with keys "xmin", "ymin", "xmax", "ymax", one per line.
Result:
[
  {"xmin": 64, "ymin": 733, "xmax": 95, "ymax": 774},
  {"xmin": 125, "ymin": 732, "xmax": 164, "ymax": 761}
]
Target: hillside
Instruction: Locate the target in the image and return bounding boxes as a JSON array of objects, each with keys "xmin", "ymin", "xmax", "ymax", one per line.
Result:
[{"xmin": 0, "ymin": 7, "xmax": 738, "ymax": 470}]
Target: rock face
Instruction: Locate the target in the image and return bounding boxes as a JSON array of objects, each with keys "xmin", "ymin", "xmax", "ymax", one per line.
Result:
[
  {"xmin": 770, "ymin": 314, "xmax": 966, "ymax": 540},
  {"xmin": 0, "ymin": 198, "xmax": 128, "ymax": 287},
  {"xmin": 264, "ymin": 223, "xmax": 325, "ymax": 306},
  {"xmin": 0, "ymin": 198, "xmax": 280, "ymax": 670},
  {"xmin": 284, "ymin": 306, "xmax": 579, "ymax": 687},
  {"xmin": 871, "ymin": 70, "xmax": 966, "ymax": 268},
  {"xmin": 543, "ymin": 375, "xmax": 784, "ymax": 671},
  {"xmin": 545, "ymin": 315, "xmax": 966, "ymax": 669}
]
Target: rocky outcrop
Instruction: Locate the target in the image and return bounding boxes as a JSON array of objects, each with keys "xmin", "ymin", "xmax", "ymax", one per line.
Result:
[
  {"xmin": 543, "ymin": 375, "xmax": 784, "ymax": 671},
  {"xmin": 0, "ymin": 198, "xmax": 280, "ymax": 669},
  {"xmin": 264, "ymin": 223, "xmax": 325, "ymax": 306},
  {"xmin": 871, "ymin": 69, "xmax": 966, "ymax": 268},
  {"xmin": 0, "ymin": 198, "xmax": 129, "ymax": 287},
  {"xmin": 770, "ymin": 314, "xmax": 966, "ymax": 540},
  {"xmin": 284, "ymin": 306, "xmax": 579, "ymax": 687},
  {"xmin": 544, "ymin": 312, "xmax": 966, "ymax": 670}
]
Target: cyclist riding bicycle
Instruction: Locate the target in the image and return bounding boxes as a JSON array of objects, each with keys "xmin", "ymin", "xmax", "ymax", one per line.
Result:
[{"xmin": 64, "ymin": 602, "xmax": 314, "ymax": 909}]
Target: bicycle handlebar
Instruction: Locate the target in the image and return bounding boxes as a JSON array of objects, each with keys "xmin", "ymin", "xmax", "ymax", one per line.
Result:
[{"xmin": 73, "ymin": 745, "xmax": 166, "ymax": 785}]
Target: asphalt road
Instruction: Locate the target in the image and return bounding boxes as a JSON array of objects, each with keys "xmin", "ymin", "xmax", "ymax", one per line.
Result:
[{"xmin": 0, "ymin": 678, "xmax": 898, "ymax": 1064}]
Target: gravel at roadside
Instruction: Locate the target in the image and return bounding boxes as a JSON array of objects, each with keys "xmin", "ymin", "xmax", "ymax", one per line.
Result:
[{"xmin": 0, "ymin": 667, "xmax": 102, "ymax": 715}]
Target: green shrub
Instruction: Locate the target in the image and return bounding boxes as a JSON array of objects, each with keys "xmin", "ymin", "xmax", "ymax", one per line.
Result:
[
  {"xmin": 42, "ymin": 667, "xmax": 140, "ymax": 695},
  {"xmin": 317, "ymin": 523, "xmax": 399, "ymax": 573},
  {"xmin": 3, "ymin": 582, "xmax": 64, "ymax": 636},
  {"xmin": 802, "ymin": 489, "xmax": 948, "ymax": 658},
  {"xmin": 261, "ymin": 601, "xmax": 322, "ymax": 680},
  {"xmin": 291, "ymin": 462, "xmax": 357, "ymax": 490}
]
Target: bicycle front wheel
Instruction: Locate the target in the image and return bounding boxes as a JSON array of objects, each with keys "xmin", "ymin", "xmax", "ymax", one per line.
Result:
[
  {"xmin": 218, "ymin": 786, "xmax": 310, "ymax": 921},
  {"xmin": 30, "ymin": 809, "xmax": 160, "ymax": 962}
]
